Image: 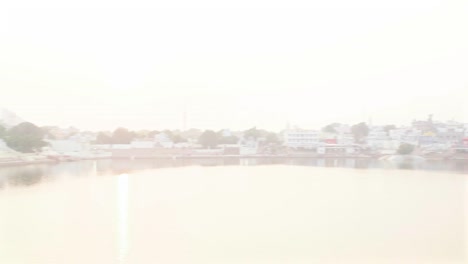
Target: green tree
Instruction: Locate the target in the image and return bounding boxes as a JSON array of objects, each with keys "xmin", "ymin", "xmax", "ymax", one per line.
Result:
[
  {"xmin": 148, "ymin": 130, "xmax": 160, "ymax": 138},
  {"xmin": 216, "ymin": 130, "xmax": 238, "ymax": 144},
  {"xmin": 181, "ymin": 128, "xmax": 202, "ymax": 140},
  {"xmin": 397, "ymin": 143, "xmax": 414, "ymax": 155},
  {"xmin": 322, "ymin": 123, "xmax": 339, "ymax": 134},
  {"xmin": 351, "ymin": 122, "xmax": 369, "ymax": 143},
  {"xmin": 219, "ymin": 135, "xmax": 239, "ymax": 144},
  {"xmin": 163, "ymin": 130, "xmax": 174, "ymax": 139},
  {"xmin": 0, "ymin": 125, "xmax": 5, "ymax": 139},
  {"xmin": 172, "ymin": 134, "xmax": 187, "ymax": 143},
  {"xmin": 244, "ymin": 127, "xmax": 262, "ymax": 140},
  {"xmin": 134, "ymin": 130, "xmax": 150, "ymax": 139},
  {"xmin": 111, "ymin": 128, "xmax": 134, "ymax": 144},
  {"xmin": 162, "ymin": 130, "xmax": 187, "ymax": 143},
  {"xmin": 4, "ymin": 122, "xmax": 47, "ymax": 153},
  {"xmin": 95, "ymin": 132, "xmax": 112, "ymax": 144},
  {"xmin": 199, "ymin": 130, "xmax": 218, "ymax": 148},
  {"xmin": 265, "ymin": 132, "xmax": 280, "ymax": 144}
]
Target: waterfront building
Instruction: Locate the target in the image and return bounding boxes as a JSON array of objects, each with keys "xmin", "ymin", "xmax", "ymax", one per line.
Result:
[
  {"xmin": 283, "ymin": 129, "xmax": 320, "ymax": 149},
  {"xmin": 435, "ymin": 122, "xmax": 464, "ymax": 145},
  {"xmin": 154, "ymin": 132, "xmax": 174, "ymax": 148}
]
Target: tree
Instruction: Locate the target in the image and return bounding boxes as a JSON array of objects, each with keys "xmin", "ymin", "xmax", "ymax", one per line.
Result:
[
  {"xmin": 172, "ymin": 134, "xmax": 187, "ymax": 143},
  {"xmin": 199, "ymin": 130, "xmax": 218, "ymax": 148},
  {"xmin": 134, "ymin": 130, "xmax": 150, "ymax": 139},
  {"xmin": 216, "ymin": 130, "xmax": 238, "ymax": 144},
  {"xmin": 0, "ymin": 125, "xmax": 5, "ymax": 139},
  {"xmin": 95, "ymin": 132, "xmax": 112, "ymax": 144},
  {"xmin": 111, "ymin": 128, "xmax": 134, "ymax": 144},
  {"xmin": 181, "ymin": 128, "xmax": 202, "ymax": 140},
  {"xmin": 322, "ymin": 123, "xmax": 339, "ymax": 134},
  {"xmin": 351, "ymin": 122, "xmax": 369, "ymax": 143},
  {"xmin": 3, "ymin": 122, "xmax": 47, "ymax": 153},
  {"xmin": 162, "ymin": 130, "xmax": 187, "ymax": 143},
  {"xmin": 163, "ymin": 130, "xmax": 174, "ymax": 140},
  {"xmin": 219, "ymin": 135, "xmax": 239, "ymax": 144},
  {"xmin": 265, "ymin": 132, "xmax": 280, "ymax": 144},
  {"xmin": 397, "ymin": 143, "xmax": 415, "ymax": 155},
  {"xmin": 244, "ymin": 127, "xmax": 262, "ymax": 140},
  {"xmin": 148, "ymin": 130, "xmax": 160, "ymax": 138}
]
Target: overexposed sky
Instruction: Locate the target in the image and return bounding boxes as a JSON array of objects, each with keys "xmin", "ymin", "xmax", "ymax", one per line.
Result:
[{"xmin": 0, "ymin": 1, "xmax": 467, "ymax": 131}]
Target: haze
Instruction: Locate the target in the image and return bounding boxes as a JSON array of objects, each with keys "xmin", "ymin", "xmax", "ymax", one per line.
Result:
[{"xmin": 0, "ymin": 1, "xmax": 467, "ymax": 131}]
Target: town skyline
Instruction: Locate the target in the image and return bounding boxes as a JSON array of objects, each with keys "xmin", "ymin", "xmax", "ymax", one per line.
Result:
[{"xmin": 1, "ymin": 107, "xmax": 465, "ymax": 133}]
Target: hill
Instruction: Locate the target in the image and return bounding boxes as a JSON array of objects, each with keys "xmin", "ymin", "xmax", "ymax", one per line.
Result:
[{"xmin": 0, "ymin": 108, "xmax": 25, "ymax": 128}]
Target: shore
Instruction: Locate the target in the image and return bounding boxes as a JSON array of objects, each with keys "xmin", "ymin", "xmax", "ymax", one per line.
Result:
[
  {"xmin": 1, "ymin": 152, "xmax": 467, "ymax": 168},
  {"xmin": 0, "ymin": 154, "xmax": 109, "ymax": 168},
  {"xmin": 0, "ymin": 160, "xmax": 56, "ymax": 167}
]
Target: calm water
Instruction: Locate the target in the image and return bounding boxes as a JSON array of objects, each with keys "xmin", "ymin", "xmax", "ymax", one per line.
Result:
[{"xmin": 0, "ymin": 159, "xmax": 467, "ymax": 263}]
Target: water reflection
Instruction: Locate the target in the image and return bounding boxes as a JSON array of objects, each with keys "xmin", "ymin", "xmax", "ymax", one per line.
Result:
[
  {"xmin": 398, "ymin": 162, "xmax": 416, "ymax": 170},
  {"xmin": 117, "ymin": 174, "xmax": 129, "ymax": 263},
  {"xmin": 0, "ymin": 166, "xmax": 466, "ymax": 264},
  {"xmin": 0, "ymin": 162, "xmax": 99, "ymax": 189},
  {"xmin": 0, "ymin": 158, "xmax": 467, "ymax": 189},
  {"xmin": 6, "ymin": 167, "xmax": 44, "ymax": 186}
]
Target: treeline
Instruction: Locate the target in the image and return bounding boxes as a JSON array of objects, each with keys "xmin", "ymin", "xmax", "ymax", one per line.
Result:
[
  {"xmin": 198, "ymin": 127, "xmax": 279, "ymax": 148},
  {"xmin": 94, "ymin": 127, "xmax": 280, "ymax": 148},
  {"xmin": 0, "ymin": 122, "xmax": 284, "ymax": 153},
  {"xmin": 94, "ymin": 128, "xmax": 192, "ymax": 144},
  {"xmin": 321, "ymin": 122, "xmax": 371, "ymax": 143}
]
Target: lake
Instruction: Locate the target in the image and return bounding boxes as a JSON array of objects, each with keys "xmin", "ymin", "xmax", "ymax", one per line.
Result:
[{"xmin": 0, "ymin": 159, "xmax": 467, "ymax": 263}]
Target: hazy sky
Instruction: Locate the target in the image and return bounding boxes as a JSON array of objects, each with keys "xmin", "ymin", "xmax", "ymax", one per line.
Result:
[{"xmin": 0, "ymin": 1, "xmax": 467, "ymax": 131}]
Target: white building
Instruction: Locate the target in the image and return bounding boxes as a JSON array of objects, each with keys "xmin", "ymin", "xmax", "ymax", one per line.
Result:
[
  {"xmin": 46, "ymin": 139, "xmax": 90, "ymax": 153},
  {"xmin": 131, "ymin": 140, "xmax": 155, "ymax": 149},
  {"xmin": 44, "ymin": 139, "xmax": 113, "ymax": 159},
  {"xmin": 435, "ymin": 124, "xmax": 464, "ymax": 144},
  {"xmin": 389, "ymin": 127, "xmax": 421, "ymax": 145},
  {"xmin": 220, "ymin": 129, "xmax": 232, "ymax": 137},
  {"xmin": 239, "ymin": 139, "xmax": 258, "ymax": 155},
  {"xmin": 367, "ymin": 126, "xmax": 390, "ymax": 150},
  {"xmin": 336, "ymin": 133, "xmax": 354, "ymax": 145},
  {"xmin": 154, "ymin": 133, "xmax": 174, "ymax": 148},
  {"xmin": 284, "ymin": 130, "xmax": 320, "ymax": 149}
]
